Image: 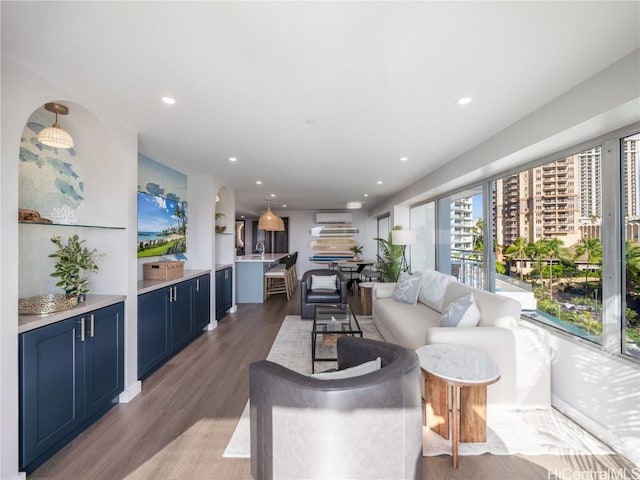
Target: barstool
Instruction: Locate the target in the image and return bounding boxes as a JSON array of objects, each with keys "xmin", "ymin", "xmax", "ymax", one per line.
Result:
[{"xmin": 264, "ymin": 254, "xmax": 294, "ymax": 300}]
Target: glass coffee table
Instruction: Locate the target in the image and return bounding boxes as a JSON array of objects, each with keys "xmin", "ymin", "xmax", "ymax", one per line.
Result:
[{"xmin": 312, "ymin": 304, "xmax": 362, "ymax": 373}]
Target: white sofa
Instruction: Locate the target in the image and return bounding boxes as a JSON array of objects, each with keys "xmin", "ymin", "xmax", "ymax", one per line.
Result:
[{"xmin": 372, "ymin": 270, "xmax": 551, "ymax": 407}]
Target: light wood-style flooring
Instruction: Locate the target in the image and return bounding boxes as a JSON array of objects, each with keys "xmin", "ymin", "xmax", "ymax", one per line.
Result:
[{"xmin": 29, "ymin": 289, "xmax": 636, "ymax": 480}]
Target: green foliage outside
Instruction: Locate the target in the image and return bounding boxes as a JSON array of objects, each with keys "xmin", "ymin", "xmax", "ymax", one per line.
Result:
[{"xmin": 374, "ymin": 225, "xmax": 405, "ymax": 282}]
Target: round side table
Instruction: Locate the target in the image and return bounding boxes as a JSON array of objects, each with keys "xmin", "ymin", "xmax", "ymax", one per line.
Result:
[
  {"xmin": 357, "ymin": 281, "xmax": 377, "ymax": 316},
  {"xmin": 416, "ymin": 344, "xmax": 500, "ymax": 469}
]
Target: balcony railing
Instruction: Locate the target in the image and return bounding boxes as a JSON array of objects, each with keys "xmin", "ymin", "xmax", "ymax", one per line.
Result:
[{"xmin": 450, "ymin": 249, "xmax": 484, "ymax": 289}]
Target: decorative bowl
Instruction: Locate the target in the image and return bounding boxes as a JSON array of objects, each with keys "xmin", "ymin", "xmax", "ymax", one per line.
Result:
[{"xmin": 18, "ymin": 294, "xmax": 79, "ymax": 315}]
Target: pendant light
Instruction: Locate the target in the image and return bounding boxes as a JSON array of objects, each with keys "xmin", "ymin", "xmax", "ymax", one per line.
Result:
[
  {"xmin": 258, "ymin": 200, "xmax": 285, "ymax": 231},
  {"xmin": 37, "ymin": 102, "xmax": 74, "ymax": 149}
]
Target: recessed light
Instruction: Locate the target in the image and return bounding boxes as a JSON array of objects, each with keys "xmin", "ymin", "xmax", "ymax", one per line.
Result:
[
  {"xmin": 377, "ymin": 181, "xmax": 383, "ymax": 185},
  {"xmin": 346, "ymin": 202, "xmax": 362, "ymax": 209},
  {"xmin": 270, "ymin": 193, "xmax": 276, "ymax": 197},
  {"xmin": 161, "ymin": 96, "xmax": 176, "ymax": 105},
  {"xmin": 256, "ymin": 180, "xmax": 262, "ymax": 185},
  {"xmin": 241, "ymin": 215, "xmax": 245, "ymax": 218},
  {"xmin": 363, "ymin": 193, "xmax": 369, "ymax": 197},
  {"xmin": 229, "ymin": 157, "xmax": 237, "ymax": 162},
  {"xmin": 282, "ymin": 204, "xmax": 287, "ymax": 208},
  {"xmin": 457, "ymin": 97, "xmax": 472, "ymax": 105},
  {"xmin": 400, "ymin": 157, "xmax": 408, "ymax": 162}
]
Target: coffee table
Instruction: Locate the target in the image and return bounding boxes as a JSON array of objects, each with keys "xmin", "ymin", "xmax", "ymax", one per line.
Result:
[
  {"xmin": 312, "ymin": 304, "xmax": 362, "ymax": 373},
  {"xmin": 416, "ymin": 344, "xmax": 500, "ymax": 469}
]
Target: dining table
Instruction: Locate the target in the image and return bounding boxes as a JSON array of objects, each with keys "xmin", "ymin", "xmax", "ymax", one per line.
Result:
[{"xmin": 332, "ymin": 259, "xmax": 375, "ymax": 291}]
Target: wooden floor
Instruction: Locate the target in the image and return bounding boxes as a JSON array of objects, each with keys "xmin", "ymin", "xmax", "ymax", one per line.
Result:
[{"xmin": 30, "ymin": 289, "xmax": 636, "ymax": 480}]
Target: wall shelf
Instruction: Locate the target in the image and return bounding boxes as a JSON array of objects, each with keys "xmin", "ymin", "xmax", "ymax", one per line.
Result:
[{"xmin": 19, "ymin": 222, "xmax": 126, "ymax": 230}]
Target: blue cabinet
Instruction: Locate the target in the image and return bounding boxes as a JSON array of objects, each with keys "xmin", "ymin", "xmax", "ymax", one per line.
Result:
[
  {"xmin": 138, "ymin": 274, "xmax": 210, "ymax": 379},
  {"xmin": 19, "ymin": 302, "xmax": 124, "ymax": 473},
  {"xmin": 194, "ymin": 274, "xmax": 211, "ymax": 331},
  {"xmin": 215, "ymin": 267, "xmax": 232, "ymax": 320}
]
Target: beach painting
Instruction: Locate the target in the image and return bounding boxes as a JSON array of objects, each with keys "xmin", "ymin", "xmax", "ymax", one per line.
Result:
[{"xmin": 137, "ymin": 191, "xmax": 187, "ymax": 258}]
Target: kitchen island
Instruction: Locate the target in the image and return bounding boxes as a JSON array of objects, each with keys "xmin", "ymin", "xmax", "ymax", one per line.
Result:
[{"xmin": 235, "ymin": 253, "xmax": 288, "ymax": 303}]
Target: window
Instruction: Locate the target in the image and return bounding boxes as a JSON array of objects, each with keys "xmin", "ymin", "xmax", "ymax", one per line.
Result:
[
  {"xmin": 410, "ymin": 202, "xmax": 436, "ymax": 272},
  {"xmin": 493, "ymin": 147, "xmax": 604, "ymax": 344},
  {"xmin": 622, "ymin": 132, "xmax": 640, "ymax": 360}
]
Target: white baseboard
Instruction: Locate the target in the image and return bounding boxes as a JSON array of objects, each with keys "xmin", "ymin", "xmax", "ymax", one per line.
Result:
[
  {"xmin": 206, "ymin": 320, "xmax": 217, "ymax": 331},
  {"xmin": 229, "ymin": 304, "xmax": 237, "ymax": 313},
  {"xmin": 552, "ymin": 395, "xmax": 638, "ymax": 465},
  {"xmin": 16, "ymin": 472, "xmax": 27, "ymax": 480},
  {"xmin": 119, "ymin": 381, "xmax": 142, "ymax": 403}
]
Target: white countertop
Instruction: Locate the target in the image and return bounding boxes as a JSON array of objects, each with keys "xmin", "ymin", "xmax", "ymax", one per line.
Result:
[
  {"xmin": 19, "ymin": 294, "xmax": 126, "ymax": 333},
  {"xmin": 416, "ymin": 344, "xmax": 500, "ymax": 385},
  {"xmin": 215, "ymin": 263, "xmax": 233, "ymax": 271},
  {"xmin": 235, "ymin": 253, "xmax": 287, "ymax": 263},
  {"xmin": 138, "ymin": 269, "xmax": 211, "ymax": 295}
]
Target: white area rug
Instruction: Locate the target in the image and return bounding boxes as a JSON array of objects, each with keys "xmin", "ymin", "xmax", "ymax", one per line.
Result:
[{"xmin": 224, "ymin": 315, "xmax": 613, "ymax": 459}]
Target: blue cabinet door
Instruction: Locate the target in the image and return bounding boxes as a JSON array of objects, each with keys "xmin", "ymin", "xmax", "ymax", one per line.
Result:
[
  {"xmin": 170, "ymin": 280, "xmax": 193, "ymax": 351},
  {"xmin": 84, "ymin": 303, "xmax": 125, "ymax": 421},
  {"xmin": 138, "ymin": 287, "xmax": 171, "ymax": 379},
  {"xmin": 215, "ymin": 269, "xmax": 225, "ymax": 320},
  {"xmin": 194, "ymin": 274, "xmax": 211, "ymax": 331},
  {"xmin": 20, "ymin": 316, "xmax": 85, "ymax": 469},
  {"xmin": 223, "ymin": 268, "xmax": 233, "ymax": 312}
]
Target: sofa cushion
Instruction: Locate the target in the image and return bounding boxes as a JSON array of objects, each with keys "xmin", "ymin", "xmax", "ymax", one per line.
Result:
[
  {"xmin": 374, "ymin": 297, "xmax": 441, "ymax": 350},
  {"xmin": 312, "ymin": 357, "xmax": 381, "ymax": 379},
  {"xmin": 440, "ymin": 293, "xmax": 481, "ymax": 327},
  {"xmin": 392, "ymin": 272, "xmax": 422, "ymax": 304},
  {"xmin": 311, "ymin": 274, "xmax": 337, "ymax": 290},
  {"xmin": 306, "ymin": 291, "xmax": 343, "ymax": 303},
  {"xmin": 442, "ymin": 282, "xmax": 520, "ymax": 328},
  {"xmin": 417, "ymin": 269, "xmax": 456, "ymax": 312}
]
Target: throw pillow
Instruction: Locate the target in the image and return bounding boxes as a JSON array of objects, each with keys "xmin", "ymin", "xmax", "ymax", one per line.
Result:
[
  {"xmin": 311, "ymin": 274, "xmax": 337, "ymax": 290},
  {"xmin": 418, "ymin": 269, "xmax": 456, "ymax": 312},
  {"xmin": 312, "ymin": 357, "xmax": 381, "ymax": 379},
  {"xmin": 391, "ymin": 271, "xmax": 423, "ymax": 305},
  {"xmin": 440, "ymin": 293, "xmax": 481, "ymax": 327}
]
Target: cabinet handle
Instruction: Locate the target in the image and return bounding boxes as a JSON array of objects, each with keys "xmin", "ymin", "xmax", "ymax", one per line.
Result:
[
  {"xmin": 173, "ymin": 286, "xmax": 177, "ymax": 302},
  {"xmin": 196, "ymin": 278, "xmax": 200, "ymax": 292},
  {"xmin": 79, "ymin": 318, "xmax": 85, "ymax": 342},
  {"xmin": 169, "ymin": 287, "xmax": 173, "ymax": 303},
  {"xmin": 89, "ymin": 314, "xmax": 95, "ymax": 338}
]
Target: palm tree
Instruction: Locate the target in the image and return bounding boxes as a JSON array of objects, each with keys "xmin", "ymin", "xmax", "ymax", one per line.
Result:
[
  {"xmin": 625, "ymin": 241, "xmax": 640, "ymax": 291},
  {"xmin": 574, "ymin": 237, "xmax": 602, "ymax": 294},
  {"xmin": 526, "ymin": 239, "xmax": 548, "ymax": 286},
  {"xmin": 471, "ymin": 218, "xmax": 484, "ymax": 252},
  {"xmin": 542, "ymin": 237, "xmax": 565, "ymax": 297},
  {"xmin": 504, "ymin": 237, "xmax": 529, "ymax": 280},
  {"xmin": 374, "ymin": 226, "xmax": 405, "ymax": 282}
]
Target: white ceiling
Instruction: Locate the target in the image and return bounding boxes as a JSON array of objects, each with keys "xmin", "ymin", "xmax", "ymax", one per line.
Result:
[{"xmin": 2, "ymin": 1, "xmax": 639, "ymax": 217}]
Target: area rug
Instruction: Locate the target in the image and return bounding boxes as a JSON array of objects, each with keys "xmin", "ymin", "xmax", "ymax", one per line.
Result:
[{"xmin": 224, "ymin": 315, "xmax": 613, "ymax": 459}]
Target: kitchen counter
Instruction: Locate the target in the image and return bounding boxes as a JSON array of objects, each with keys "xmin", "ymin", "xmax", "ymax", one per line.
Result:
[
  {"xmin": 235, "ymin": 253, "xmax": 288, "ymax": 263},
  {"xmin": 235, "ymin": 253, "xmax": 288, "ymax": 303}
]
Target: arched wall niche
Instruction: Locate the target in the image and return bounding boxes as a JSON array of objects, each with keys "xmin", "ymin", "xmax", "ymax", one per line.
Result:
[
  {"xmin": 215, "ymin": 185, "xmax": 232, "ymax": 233},
  {"xmin": 18, "ymin": 100, "xmax": 125, "ymax": 228}
]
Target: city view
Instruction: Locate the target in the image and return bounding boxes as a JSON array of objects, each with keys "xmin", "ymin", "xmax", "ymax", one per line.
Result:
[{"xmin": 449, "ymin": 134, "xmax": 640, "ymax": 358}]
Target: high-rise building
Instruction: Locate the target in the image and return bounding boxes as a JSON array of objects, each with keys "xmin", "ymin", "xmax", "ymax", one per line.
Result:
[{"xmin": 450, "ymin": 197, "xmax": 473, "ymax": 251}]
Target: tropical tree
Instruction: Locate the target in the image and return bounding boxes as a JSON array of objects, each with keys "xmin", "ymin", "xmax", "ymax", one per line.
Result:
[
  {"xmin": 625, "ymin": 241, "xmax": 640, "ymax": 291},
  {"xmin": 504, "ymin": 237, "xmax": 529, "ymax": 280},
  {"xmin": 542, "ymin": 237, "xmax": 566, "ymax": 296},
  {"xmin": 527, "ymin": 239, "xmax": 548, "ymax": 285},
  {"xmin": 471, "ymin": 218, "xmax": 484, "ymax": 252},
  {"xmin": 574, "ymin": 237, "xmax": 602, "ymax": 294}
]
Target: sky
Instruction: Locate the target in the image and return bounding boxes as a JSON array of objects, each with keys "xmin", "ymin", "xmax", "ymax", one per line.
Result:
[{"xmin": 138, "ymin": 192, "xmax": 183, "ymax": 233}]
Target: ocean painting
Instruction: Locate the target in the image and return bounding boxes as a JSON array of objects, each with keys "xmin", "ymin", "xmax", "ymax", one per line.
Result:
[{"xmin": 137, "ymin": 191, "xmax": 187, "ymax": 258}]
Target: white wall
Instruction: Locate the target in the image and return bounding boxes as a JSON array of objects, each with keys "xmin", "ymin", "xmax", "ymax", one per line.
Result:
[
  {"xmin": 1, "ymin": 58, "xmax": 138, "ymax": 480},
  {"xmin": 550, "ymin": 336, "xmax": 640, "ymax": 466}
]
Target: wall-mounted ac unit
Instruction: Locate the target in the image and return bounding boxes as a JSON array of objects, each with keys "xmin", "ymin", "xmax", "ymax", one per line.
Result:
[{"xmin": 316, "ymin": 212, "xmax": 353, "ymax": 224}]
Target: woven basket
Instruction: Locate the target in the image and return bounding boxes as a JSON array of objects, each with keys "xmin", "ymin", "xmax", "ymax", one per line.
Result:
[{"xmin": 19, "ymin": 294, "xmax": 79, "ymax": 315}]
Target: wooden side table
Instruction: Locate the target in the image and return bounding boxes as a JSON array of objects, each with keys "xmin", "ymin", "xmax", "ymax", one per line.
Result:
[
  {"xmin": 416, "ymin": 344, "xmax": 500, "ymax": 469},
  {"xmin": 358, "ymin": 281, "xmax": 376, "ymax": 316}
]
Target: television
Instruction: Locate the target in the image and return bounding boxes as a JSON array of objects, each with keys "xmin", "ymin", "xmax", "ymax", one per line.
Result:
[{"xmin": 137, "ymin": 191, "xmax": 187, "ymax": 258}]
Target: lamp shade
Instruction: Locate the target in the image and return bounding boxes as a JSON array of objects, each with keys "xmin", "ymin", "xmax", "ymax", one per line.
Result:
[
  {"xmin": 38, "ymin": 124, "xmax": 74, "ymax": 149},
  {"xmin": 391, "ymin": 229, "xmax": 416, "ymax": 246},
  {"xmin": 258, "ymin": 207, "xmax": 285, "ymax": 231}
]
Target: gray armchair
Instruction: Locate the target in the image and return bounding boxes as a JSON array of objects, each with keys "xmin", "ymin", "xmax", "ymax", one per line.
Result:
[
  {"xmin": 250, "ymin": 336, "xmax": 423, "ymax": 480},
  {"xmin": 300, "ymin": 269, "xmax": 348, "ymax": 319}
]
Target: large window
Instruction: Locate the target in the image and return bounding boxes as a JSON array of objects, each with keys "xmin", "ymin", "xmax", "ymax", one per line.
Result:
[
  {"xmin": 409, "ymin": 202, "xmax": 436, "ymax": 272},
  {"xmin": 622, "ymin": 133, "xmax": 640, "ymax": 359},
  {"xmin": 492, "ymin": 147, "xmax": 604, "ymax": 345}
]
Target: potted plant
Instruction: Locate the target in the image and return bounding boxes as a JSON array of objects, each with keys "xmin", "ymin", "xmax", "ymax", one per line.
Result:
[
  {"xmin": 49, "ymin": 234, "xmax": 102, "ymax": 301},
  {"xmin": 215, "ymin": 211, "xmax": 226, "ymax": 233},
  {"xmin": 349, "ymin": 244, "xmax": 364, "ymax": 260},
  {"xmin": 374, "ymin": 226, "xmax": 405, "ymax": 282}
]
